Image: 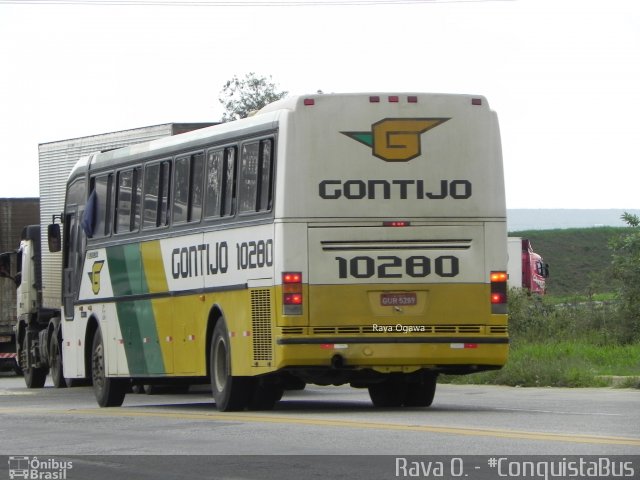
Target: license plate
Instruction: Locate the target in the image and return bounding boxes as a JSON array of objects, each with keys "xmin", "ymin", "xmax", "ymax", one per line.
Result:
[
  {"xmin": 380, "ymin": 292, "xmax": 417, "ymax": 307},
  {"xmin": 0, "ymin": 336, "xmax": 11, "ymax": 343}
]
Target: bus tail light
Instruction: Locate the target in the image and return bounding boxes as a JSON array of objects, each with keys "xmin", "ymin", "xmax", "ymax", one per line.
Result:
[
  {"xmin": 282, "ymin": 272, "xmax": 303, "ymax": 315},
  {"xmin": 490, "ymin": 271, "xmax": 507, "ymax": 314}
]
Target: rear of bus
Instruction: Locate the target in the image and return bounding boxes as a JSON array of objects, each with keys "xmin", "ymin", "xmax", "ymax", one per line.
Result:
[{"xmin": 269, "ymin": 93, "xmax": 508, "ymax": 406}]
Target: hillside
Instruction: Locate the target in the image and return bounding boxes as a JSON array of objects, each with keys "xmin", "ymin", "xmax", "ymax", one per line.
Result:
[{"xmin": 509, "ymin": 227, "xmax": 627, "ymax": 297}]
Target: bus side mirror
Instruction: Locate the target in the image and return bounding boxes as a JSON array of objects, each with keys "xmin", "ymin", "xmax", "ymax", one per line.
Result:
[
  {"xmin": 48, "ymin": 224, "xmax": 61, "ymax": 253},
  {"xmin": 543, "ymin": 263, "xmax": 550, "ymax": 278}
]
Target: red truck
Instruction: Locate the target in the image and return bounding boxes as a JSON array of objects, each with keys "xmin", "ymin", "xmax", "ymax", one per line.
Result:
[{"xmin": 508, "ymin": 237, "xmax": 549, "ymax": 294}]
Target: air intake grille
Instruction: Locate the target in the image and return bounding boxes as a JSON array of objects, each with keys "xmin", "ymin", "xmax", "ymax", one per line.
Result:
[
  {"xmin": 251, "ymin": 289, "xmax": 273, "ymax": 361},
  {"xmin": 489, "ymin": 326, "xmax": 508, "ymax": 334}
]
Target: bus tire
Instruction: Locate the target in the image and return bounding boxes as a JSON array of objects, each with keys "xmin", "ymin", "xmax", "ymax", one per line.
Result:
[
  {"xmin": 210, "ymin": 319, "xmax": 251, "ymax": 412},
  {"xmin": 368, "ymin": 376, "xmax": 408, "ymax": 408},
  {"xmin": 49, "ymin": 334, "xmax": 67, "ymax": 388},
  {"xmin": 91, "ymin": 328, "xmax": 125, "ymax": 407},
  {"xmin": 21, "ymin": 335, "xmax": 47, "ymax": 389},
  {"xmin": 403, "ymin": 373, "xmax": 437, "ymax": 407},
  {"xmin": 248, "ymin": 382, "xmax": 284, "ymax": 411}
]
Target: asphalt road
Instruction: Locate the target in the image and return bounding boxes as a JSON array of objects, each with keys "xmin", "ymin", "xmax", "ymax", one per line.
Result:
[{"xmin": 0, "ymin": 372, "xmax": 638, "ymax": 479}]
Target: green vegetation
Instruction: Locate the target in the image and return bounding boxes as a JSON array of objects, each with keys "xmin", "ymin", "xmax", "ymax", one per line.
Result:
[
  {"xmin": 218, "ymin": 72, "xmax": 287, "ymax": 122},
  {"xmin": 442, "ymin": 291, "xmax": 640, "ymax": 388},
  {"xmin": 442, "ymin": 223, "xmax": 640, "ymax": 388}
]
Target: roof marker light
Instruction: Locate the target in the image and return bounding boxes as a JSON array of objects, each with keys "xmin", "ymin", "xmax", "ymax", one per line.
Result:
[
  {"xmin": 369, "ymin": 96, "xmax": 380, "ymax": 103},
  {"xmin": 388, "ymin": 96, "xmax": 399, "ymax": 103},
  {"xmin": 472, "ymin": 98, "xmax": 482, "ymax": 106},
  {"xmin": 408, "ymin": 96, "xmax": 418, "ymax": 103},
  {"xmin": 303, "ymin": 98, "xmax": 315, "ymax": 106}
]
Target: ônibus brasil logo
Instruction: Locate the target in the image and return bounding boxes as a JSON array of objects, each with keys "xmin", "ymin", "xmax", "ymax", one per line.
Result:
[{"xmin": 341, "ymin": 118, "xmax": 449, "ymax": 162}]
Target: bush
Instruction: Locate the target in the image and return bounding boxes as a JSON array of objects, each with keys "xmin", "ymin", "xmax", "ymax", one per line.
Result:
[
  {"xmin": 507, "ymin": 290, "xmax": 623, "ymax": 345},
  {"xmin": 609, "ymin": 213, "xmax": 640, "ymax": 343}
]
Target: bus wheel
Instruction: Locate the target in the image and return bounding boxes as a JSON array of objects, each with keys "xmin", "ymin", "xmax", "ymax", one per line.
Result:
[
  {"xmin": 368, "ymin": 376, "xmax": 408, "ymax": 407},
  {"xmin": 403, "ymin": 373, "xmax": 437, "ymax": 407},
  {"xmin": 210, "ymin": 319, "xmax": 251, "ymax": 412},
  {"xmin": 248, "ymin": 381, "xmax": 284, "ymax": 411},
  {"xmin": 21, "ymin": 335, "xmax": 47, "ymax": 389},
  {"xmin": 49, "ymin": 334, "xmax": 67, "ymax": 388},
  {"xmin": 91, "ymin": 329, "xmax": 125, "ymax": 407}
]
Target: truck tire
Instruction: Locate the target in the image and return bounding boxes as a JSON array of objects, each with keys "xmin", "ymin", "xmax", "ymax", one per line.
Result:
[
  {"xmin": 21, "ymin": 335, "xmax": 47, "ymax": 389},
  {"xmin": 210, "ymin": 319, "xmax": 251, "ymax": 411},
  {"xmin": 49, "ymin": 334, "xmax": 67, "ymax": 388},
  {"xmin": 91, "ymin": 328, "xmax": 126, "ymax": 407}
]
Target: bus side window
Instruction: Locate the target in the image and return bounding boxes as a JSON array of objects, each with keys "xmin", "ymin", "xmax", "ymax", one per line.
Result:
[
  {"xmin": 239, "ymin": 138, "xmax": 274, "ymax": 214},
  {"xmin": 159, "ymin": 161, "xmax": 171, "ymax": 227},
  {"xmin": 143, "ymin": 161, "xmax": 171, "ymax": 229},
  {"xmin": 190, "ymin": 153, "xmax": 204, "ymax": 223},
  {"xmin": 221, "ymin": 147, "xmax": 237, "ymax": 217},
  {"xmin": 173, "ymin": 157, "xmax": 189, "ymax": 224},
  {"xmin": 116, "ymin": 168, "xmax": 141, "ymax": 234},
  {"xmin": 173, "ymin": 153, "xmax": 204, "ymax": 224},
  {"xmin": 239, "ymin": 141, "xmax": 260, "ymax": 213},
  {"xmin": 205, "ymin": 149, "xmax": 224, "ymax": 218},
  {"xmin": 92, "ymin": 173, "xmax": 113, "ymax": 237},
  {"xmin": 143, "ymin": 163, "xmax": 160, "ymax": 229},
  {"xmin": 258, "ymin": 139, "xmax": 274, "ymax": 212}
]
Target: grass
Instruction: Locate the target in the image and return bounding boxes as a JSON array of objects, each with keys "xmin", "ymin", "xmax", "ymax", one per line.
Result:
[
  {"xmin": 442, "ymin": 341, "xmax": 640, "ymax": 388},
  {"xmin": 441, "ymin": 291, "xmax": 640, "ymax": 388}
]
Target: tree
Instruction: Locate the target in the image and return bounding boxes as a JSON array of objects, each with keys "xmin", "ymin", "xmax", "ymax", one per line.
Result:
[
  {"xmin": 609, "ymin": 212, "xmax": 640, "ymax": 342},
  {"xmin": 219, "ymin": 73, "xmax": 288, "ymax": 122}
]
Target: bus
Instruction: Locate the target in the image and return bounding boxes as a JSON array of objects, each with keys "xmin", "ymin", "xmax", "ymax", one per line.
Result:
[{"xmin": 51, "ymin": 92, "xmax": 509, "ymax": 411}]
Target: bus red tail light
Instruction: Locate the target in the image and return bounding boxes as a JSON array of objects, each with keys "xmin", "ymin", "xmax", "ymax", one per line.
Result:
[
  {"xmin": 490, "ymin": 271, "xmax": 508, "ymax": 314},
  {"xmin": 282, "ymin": 272, "xmax": 303, "ymax": 315}
]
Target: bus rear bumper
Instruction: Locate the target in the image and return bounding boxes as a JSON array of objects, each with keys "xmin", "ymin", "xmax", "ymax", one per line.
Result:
[{"xmin": 274, "ymin": 336, "xmax": 509, "ymax": 375}]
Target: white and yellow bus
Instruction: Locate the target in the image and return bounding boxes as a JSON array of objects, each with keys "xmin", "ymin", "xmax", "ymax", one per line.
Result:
[{"xmin": 54, "ymin": 93, "xmax": 509, "ymax": 410}]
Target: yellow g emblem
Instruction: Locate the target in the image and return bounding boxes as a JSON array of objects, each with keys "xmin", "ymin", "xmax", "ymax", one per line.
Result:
[
  {"xmin": 88, "ymin": 260, "xmax": 105, "ymax": 295},
  {"xmin": 342, "ymin": 118, "xmax": 449, "ymax": 162}
]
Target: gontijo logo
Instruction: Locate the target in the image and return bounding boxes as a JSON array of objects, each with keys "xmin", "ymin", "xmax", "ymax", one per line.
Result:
[
  {"xmin": 88, "ymin": 260, "xmax": 105, "ymax": 295},
  {"xmin": 341, "ymin": 118, "xmax": 449, "ymax": 162}
]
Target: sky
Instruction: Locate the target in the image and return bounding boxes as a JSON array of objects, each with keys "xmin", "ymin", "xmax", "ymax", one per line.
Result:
[{"xmin": 1, "ymin": 0, "xmax": 639, "ymax": 209}]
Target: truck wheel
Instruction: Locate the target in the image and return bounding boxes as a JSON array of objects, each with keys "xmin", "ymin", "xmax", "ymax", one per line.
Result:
[
  {"xmin": 368, "ymin": 376, "xmax": 408, "ymax": 407},
  {"xmin": 91, "ymin": 328, "xmax": 125, "ymax": 407},
  {"xmin": 49, "ymin": 334, "xmax": 67, "ymax": 388},
  {"xmin": 21, "ymin": 335, "xmax": 47, "ymax": 389},
  {"xmin": 210, "ymin": 319, "xmax": 251, "ymax": 411},
  {"xmin": 403, "ymin": 373, "xmax": 437, "ymax": 407}
]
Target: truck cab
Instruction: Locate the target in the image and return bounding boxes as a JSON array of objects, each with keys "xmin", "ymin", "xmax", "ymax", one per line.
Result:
[
  {"xmin": 522, "ymin": 239, "xmax": 549, "ymax": 294},
  {"xmin": 507, "ymin": 237, "xmax": 549, "ymax": 294}
]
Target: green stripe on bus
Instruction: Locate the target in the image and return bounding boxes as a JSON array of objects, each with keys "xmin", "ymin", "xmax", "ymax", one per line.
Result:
[
  {"xmin": 108, "ymin": 244, "xmax": 149, "ymax": 296},
  {"xmin": 116, "ymin": 300, "xmax": 165, "ymax": 375}
]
